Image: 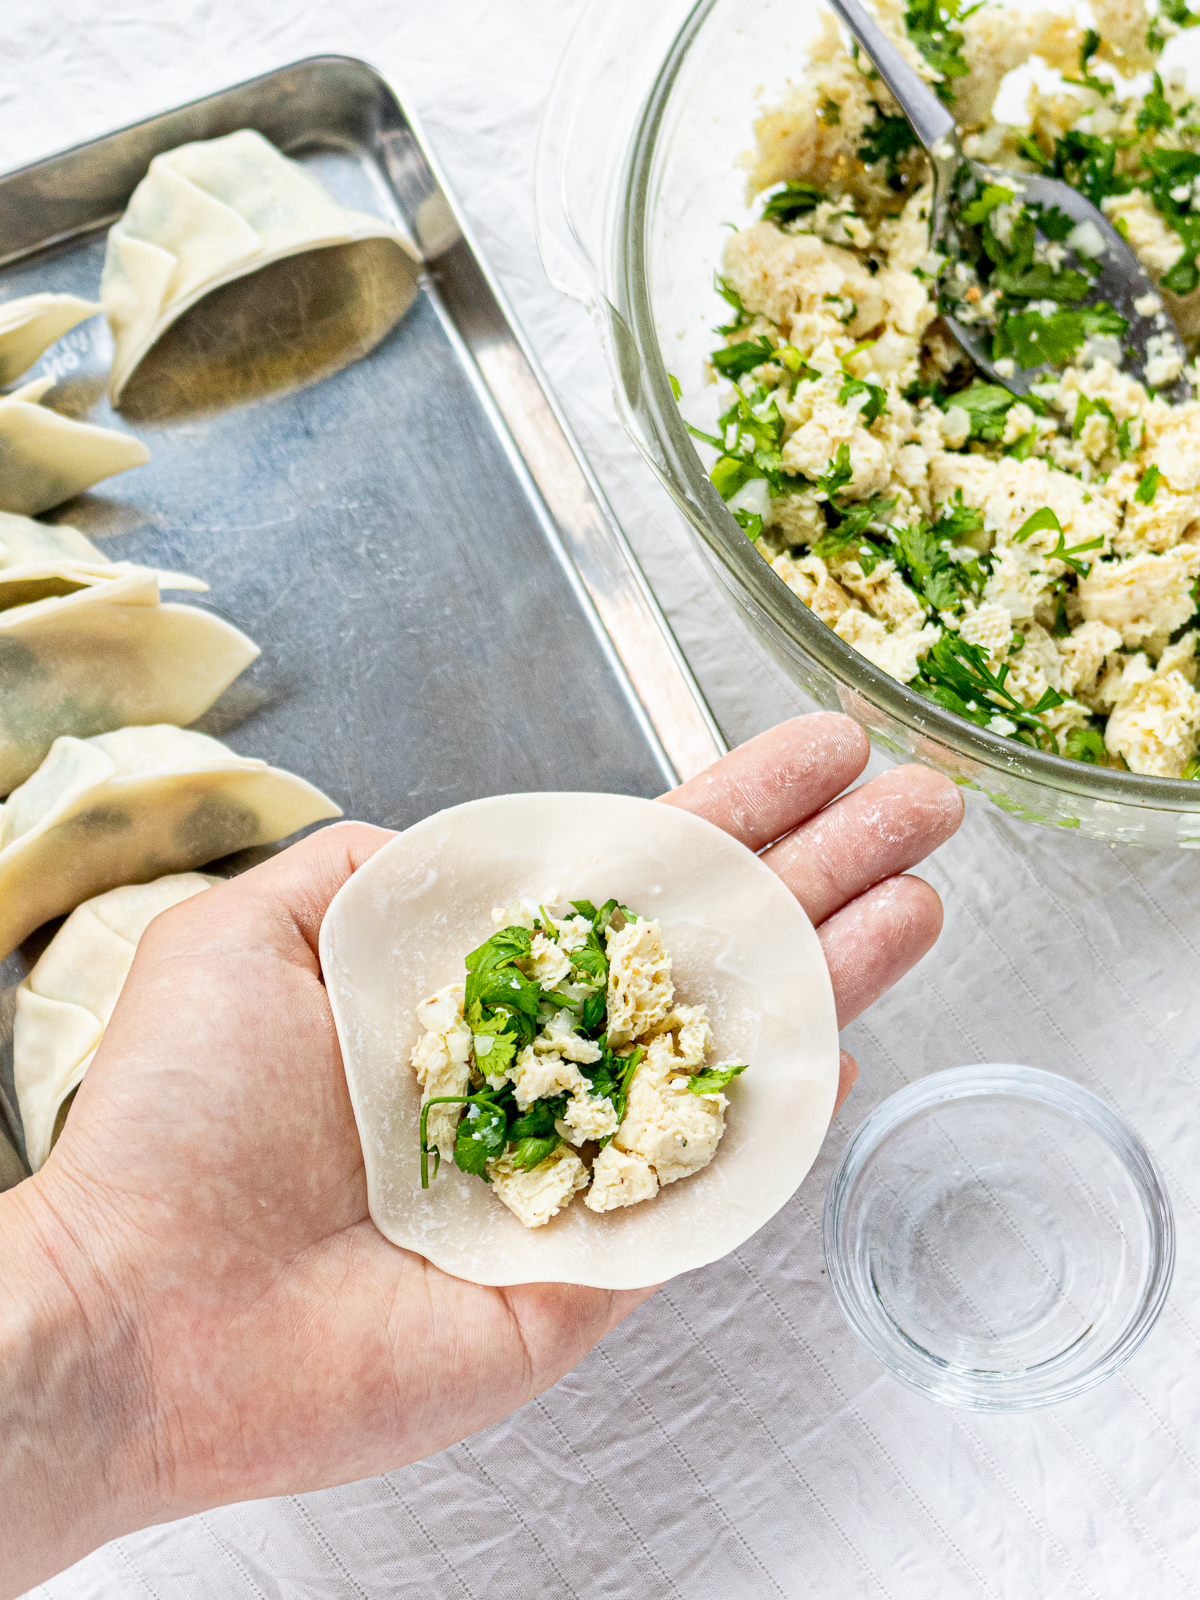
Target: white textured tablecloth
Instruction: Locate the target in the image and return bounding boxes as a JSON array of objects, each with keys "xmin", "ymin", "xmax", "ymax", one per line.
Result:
[{"xmin": 7, "ymin": 3, "xmax": 1199, "ymax": 1596}]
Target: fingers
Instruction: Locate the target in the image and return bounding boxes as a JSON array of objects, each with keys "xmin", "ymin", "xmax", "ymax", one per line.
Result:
[
  {"xmin": 819, "ymin": 874, "xmax": 943, "ymax": 1028},
  {"xmin": 659, "ymin": 714, "xmax": 868, "ymax": 848},
  {"xmin": 835, "ymin": 1049, "xmax": 859, "ymax": 1117},
  {"xmin": 763, "ymin": 764, "xmax": 963, "ymax": 927},
  {"xmin": 153, "ymin": 821, "xmax": 396, "ymax": 963}
]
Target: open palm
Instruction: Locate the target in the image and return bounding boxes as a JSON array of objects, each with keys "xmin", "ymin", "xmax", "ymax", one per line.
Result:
[{"xmin": 3, "ymin": 715, "xmax": 962, "ymax": 1591}]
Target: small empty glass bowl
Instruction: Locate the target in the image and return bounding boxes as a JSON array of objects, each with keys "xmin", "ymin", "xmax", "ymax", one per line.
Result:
[{"xmin": 823, "ymin": 1065, "xmax": 1174, "ymax": 1410}]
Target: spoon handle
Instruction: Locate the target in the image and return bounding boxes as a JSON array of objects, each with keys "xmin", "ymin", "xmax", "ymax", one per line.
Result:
[{"xmin": 825, "ymin": 0, "xmax": 957, "ymax": 155}]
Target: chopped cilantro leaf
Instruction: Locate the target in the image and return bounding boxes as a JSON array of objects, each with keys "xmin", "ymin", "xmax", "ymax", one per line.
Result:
[
  {"xmin": 991, "ymin": 263, "xmax": 1090, "ymax": 302},
  {"xmin": 905, "ymin": 0, "xmax": 971, "ymax": 104},
  {"xmin": 858, "ymin": 114, "xmax": 918, "ymax": 188},
  {"xmin": 506, "ymin": 1095, "xmax": 567, "ymax": 1168},
  {"xmin": 689, "ymin": 1061, "xmax": 748, "ymax": 1095},
  {"xmin": 453, "ymin": 1098, "xmax": 509, "ymax": 1178},
  {"xmin": 913, "ymin": 633, "xmax": 1064, "ymax": 752},
  {"xmin": 1029, "ymin": 203, "xmax": 1074, "ymax": 243},
  {"xmin": 1013, "ymin": 507, "xmax": 1061, "ymax": 543},
  {"xmin": 509, "ymin": 1135, "xmax": 562, "ymax": 1170},
  {"xmin": 815, "ymin": 442, "xmax": 853, "ymax": 501},
  {"xmin": 584, "ymin": 1038, "xmax": 644, "ymax": 1143},
  {"xmin": 838, "ymin": 375, "xmax": 888, "ymax": 423},
  {"xmin": 1140, "ymin": 149, "xmax": 1200, "ymax": 296},
  {"xmin": 1064, "ymin": 725, "xmax": 1108, "ymax": 764},
  {"xmin": 1047, "ymin": 131, "xmax": 1134, "ymax": 209},
  {"xmin": 668, "ymin": 373, "xmax": 682, "ymax": 400},
  {"xmin": 993, "ymin": 303, "xmax": 1126, "ymax": 370},
  {"xmin": 467, "ymin": 999, "xmax": 520, "ymax": 1077},
  {"xmin": 711, "ymin": 336, "xmax": 778, "ymax": 378},
  {"xmin": 761, "ymin": 180, "xmax": 825, "ymax": 225},
  {"xmin": 714, "ymin": 272, "xmax": 755, "ymax": 335},
  {"xmin": 888, "ymin": 493, "xmax": 989, "ymax": 613},
  {"xmin": 961, "ymin": 184, "xmax": 1015, "ymax": 227},
  {"xmin": 811, "ymin": 445, "xmax": 896, "ymax": 571},
  {"xmin": 943, "ymin": 382, "xmax": 1015, "ymax": 442},
  {"xmin": 1071, "ymin": 393, "xmax": 1117, "ymax": 440},
  {"xmin": 1136, "ymin": 465, "xmax": 1161, "ymax": 504},
  {"xmin": 711, "ymin": 454, "xmax": 756, "ymax": 499},
  {"xmin": 1138, "ymin": 72, "xmax": 1175, "ymax": 133},
  {"xmin": 1014, "ymin": 506, "xmax": 1104, "ymax": 575},
  {"xmin": 464, "ymin": 925, "xmax": 540, "ymax": 1024}
]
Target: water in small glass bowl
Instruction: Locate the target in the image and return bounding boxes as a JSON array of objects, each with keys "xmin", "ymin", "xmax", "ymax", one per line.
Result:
[{"xmin": 823, "ymin": 1065, "xmax": 1174, "ymax": 1410}]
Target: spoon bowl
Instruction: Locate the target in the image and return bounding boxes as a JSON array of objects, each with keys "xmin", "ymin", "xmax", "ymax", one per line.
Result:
[{"xmin": 827, "ymin": 0, "xmax": 1191, "ymax": 401}]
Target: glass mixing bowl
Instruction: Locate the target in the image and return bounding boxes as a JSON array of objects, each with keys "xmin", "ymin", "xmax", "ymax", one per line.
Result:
[{"xmin": 535, "ymin": 0, "xmax": 1200, "ymax": 846}]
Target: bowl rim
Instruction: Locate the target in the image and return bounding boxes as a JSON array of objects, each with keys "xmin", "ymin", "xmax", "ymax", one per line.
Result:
[
  {"xmin": 820, "ymin": 1063, "xmax": 1176, "ymax": 1410},
  {"xmin": 613, "ymin": 0, "xmax": 1200, "ymax": 816}
]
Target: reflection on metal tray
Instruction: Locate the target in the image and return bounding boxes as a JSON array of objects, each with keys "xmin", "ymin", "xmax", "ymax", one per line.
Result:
[{"xmin": 0, "ymin": 57, "xmax": 723, "ymax": 1181}]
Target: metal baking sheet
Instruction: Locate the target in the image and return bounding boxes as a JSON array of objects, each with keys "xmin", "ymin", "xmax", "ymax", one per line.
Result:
[{"xmin": 0, "ymin": 57, "xmax": 724, "ymax": 1178}]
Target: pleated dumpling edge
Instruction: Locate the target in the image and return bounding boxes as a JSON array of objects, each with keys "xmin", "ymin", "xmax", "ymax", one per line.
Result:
[
  {"xmin": 101, "ymin": 128, "xmax": 423, "ymax": 404},
  {"xmin": 0, "ymin": 725, "xmax": 342, "ymax": 960},
  {"xmin": 14, "ymin": 872, "xmax": 217, "ymax": 1171},
  {"xmin": 0, "ymin": 377, "xmax": 150, "ymax": 516}
]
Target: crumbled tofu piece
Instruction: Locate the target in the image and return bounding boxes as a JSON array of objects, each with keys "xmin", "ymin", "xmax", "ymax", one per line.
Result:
[
  {"xmin": 488, "ymin": 1146, "xmax": 591, "ymax": 1229},
  {"xmin": 410, "ymin": 985, "xmax": 473, "ymax": 1155},
  {"xmin": 1056, "ymin": 619, "xmax": 1122, "ymax": 700},
  {"xmin": 835, "ymin": 609, "xmax": 941, "ymax": 682},
  {"xmin": 529, "ymin": 929, "xmax": 571, "ymax": 990},
  {"xmin": 584, "ymin": 1145, "xmax": 660, "ymax": 1213},
  {"xmin": 490, "ymin": 898, "xmax": 539, "ymax": 930},
  {"xmin": 1078, "ymin": 547, "xmax": 1200, "ymax": 647},
  {"xmin": 416, "ymin": 983, "xmax": 465, "ymax": 1036},
  {"xmin": 606, "ymin": 918, "xmax": 674, "ymax": 1045},
  {"xmin": 557, "ymin": 1087, "xmax": 620, "ymax": 1146},
  {"xmin": 552, "ymin": 914, "xmax": 593, "ymax": 955},
  {"xmin": 1103, "ymin": 636, "xmax": 1200, "ymax": 777},
  {"xmin": 772, "ymin": 551, "xmax": 859, "ymax": 628},
  {"xmin": 668, "ymin": 1003, "xmax": 714, "ymax": 1071},
  {"xmin": 614, "ymin": 1056, "xmax": 727, "ymax": 1187},
  {"xmin": 509, "ymin": 1045, "xmax": 585, "ymax": 1110},
  {"xmin": 958, "ymin": 601, "xmax": 1013, "ymax": 661},
  {"xmin": 1145, "ymin": 335, "xmax": 1184, "ymax": 391},
  {"xmin": 722, "ymin": 222, "xmax": 884, "ymax": 345},
  {"xmin": 1102, "ymin": 192, "xmax": 1185, "ymax": 278},
  {"xmin": 534, "ymin": 1008, "xmax": 602, "ymax": 1064}
]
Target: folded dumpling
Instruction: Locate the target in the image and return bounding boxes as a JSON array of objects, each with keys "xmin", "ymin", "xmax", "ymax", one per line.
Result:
[
  {"xmin": 0, "ymin": 724, "xmax": 341, "ymax": 959},
  {"xmin": 101, "ymin": 129, "xmax": 422, "ymax": 405},
  {"xmin": 0, "ymin": 566, "xmax": 260, "ymax": 793},
  {"xmin": 0, "ymin": 509, "xmax": 205, "ymax": 606},
  {"xmin": 15, "ymin": 872, "xmax": 215, "ymax": 1170},
  {"xmin": 0, "ymin": 293, "xmax": 101, "ymax": 385},
  {"xmin": 0, "ymin": 376, "xmax": 151, "ymax": 515}
]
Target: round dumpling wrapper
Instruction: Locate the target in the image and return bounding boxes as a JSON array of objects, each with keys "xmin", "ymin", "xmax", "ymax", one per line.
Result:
[{"xmin": 319, "ymin": 791, "xmax": 839, "ymax": 1289}]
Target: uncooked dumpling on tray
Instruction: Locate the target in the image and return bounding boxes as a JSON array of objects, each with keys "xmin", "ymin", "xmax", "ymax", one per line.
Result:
[
  {"xmin": 0, "ymin": 376, "xmax": 150, "ymax": 515},
  {"xmin": 0, "ymin": 508, "xmax": 206, "ymax": 608},
  {"xmin": 0, "ymin": 724, "xmax": 341, "ymax": 960},
  {"xmin": 0, "ymin": 292, "xmax": 101, "ymax": 386},
  {"xmin": 101, "ymin": 129, "xmax": 422, "ymax": 411},
  {"xmin": 320, "ymin": 791, "xmax": 840, "ymax": 1290},
  {"xmin": 0, "ymin": 564, "xmax": 260, "ymax": 794},
  {"xmin": 15, "ymin": 872, "xmax": 215, "ymax": 1171}
]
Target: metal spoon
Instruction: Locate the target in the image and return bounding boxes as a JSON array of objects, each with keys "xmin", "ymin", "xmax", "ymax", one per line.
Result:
[{"xmin": 826, "ymin": 0, "xmax": 1191, "ymax": 401}]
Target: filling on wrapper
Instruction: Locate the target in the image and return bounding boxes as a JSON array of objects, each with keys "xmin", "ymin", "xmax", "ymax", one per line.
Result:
[
  {"xmin": 318, "ymin": 791, "xmax": 839, "ymax": 1290},
  {"xmin": 691, "ymin": 0, "xmax": 1200, "ymax": 778},
  {"xmin": 410, "ymin": 895, "xmax": 748, "ymax": 1230}
]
